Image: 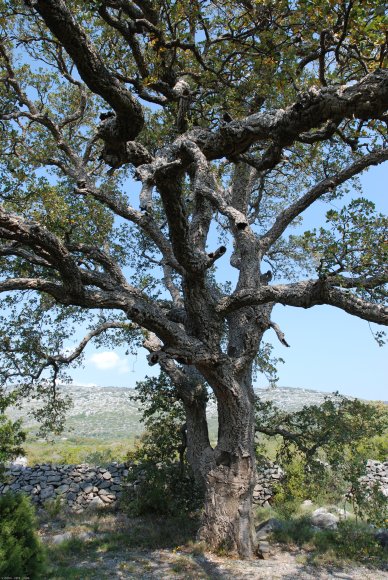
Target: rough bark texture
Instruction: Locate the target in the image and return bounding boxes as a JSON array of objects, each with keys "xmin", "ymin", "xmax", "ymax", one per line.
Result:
[{"xmin": 199, "ymin": 378, "xmax": 257, "ymax": 557}]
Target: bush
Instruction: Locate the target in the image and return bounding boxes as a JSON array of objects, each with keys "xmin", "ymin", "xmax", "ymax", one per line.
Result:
[
  {"xmin": 0, "ymin": 392, "xmax": 25, "ymax": 477},
  {"xmin": 124, "ymin": 374, "xmax": 204, "ymax": 517},
  {"xmin": 271, "ymin": 455, "xmax": 332, "ymax": 517},
  {"xmin": 272, "ymin": 515, "xmax": 314, "ymax": 546},
  {"xmin": 125, "ymin": 459, "xmax": 203, "ymax": 517},
  {"xmin": 0, "ymin": 492, "xmax": 46, "ymax": 578},
  {"xmin": 271, "ymin": 514, "xmax": 386, "ymax": 567},
  {"xmin": 314, "ymin": 519, "xmax": 385, "ymax": 565}
]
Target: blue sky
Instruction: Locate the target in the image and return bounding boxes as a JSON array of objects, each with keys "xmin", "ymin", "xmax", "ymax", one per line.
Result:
[{"xmin": 68, "ymin": 162, "xmax": 387, "ymax": 401}]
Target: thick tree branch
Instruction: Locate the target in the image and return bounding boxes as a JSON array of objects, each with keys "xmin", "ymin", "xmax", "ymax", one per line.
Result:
[
  {"xmin": 185, "ymin": 70, "xmax": 388, "ymax": 161},
  {"xmin": 0, "ymin": 277, "xmax": 66, "ymax": 297},
  {"xmin": 74, "ymin": 185, "xmax": 182, "ymax": 272},
  {"xmin": 217, "ymin": 279, "xmax": 388, "ymax": 325},
  {"xmin": 31, "ymin": 0, "xmax": 144, "ymax": 143},
  {"xmin": 260, "ymin": 148, "xmax": 388, "ymax": 253},
  {"xmin": 0, "ymin": 275, "xmax": 216, "ymax": 365},
  {"xmin": 66, "ymin": 244, "xmax": 127, "ymax": 286},
  {"xmin": 0, "ymin": 244, "xmax": 52, "ymax": 269},
  {"xmin": 0, "ymin": 207, "xmax": 84, "ymax": 297}
]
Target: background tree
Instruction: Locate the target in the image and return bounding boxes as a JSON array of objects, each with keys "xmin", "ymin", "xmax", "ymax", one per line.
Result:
[
  {"xmin": 255, "ymin": 394, "xmax": 388, "ymax": 519},
  {"xmin": 0, "ymin": 0, "xmax": 387, "ymax": 557},
  {"xmin": 0, "ymin": 392, "xmax": 25, "ymax": 477}
]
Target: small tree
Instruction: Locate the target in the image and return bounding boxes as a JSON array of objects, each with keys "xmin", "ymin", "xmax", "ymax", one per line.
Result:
[
  {"xmin": 255, "ymin": 394, "xmax": 388, "ymax": 467},
  {"xmin": 0, "ymin": 492, "xmax": 46, "ymax": 579},
  {"xmin": 126, "ymin": 374, "xmax": 204, "ymax": 516},
  {"xmin": 0, "ymin": 0, "xmax": 387, "ymax": 556},
  {"xmin": 255, "ymin": 394, "xmax": 388, "ymax": 515},
  {"xmin": 0, "ymin": 392, "xmax": 25, "ymax": 478}
]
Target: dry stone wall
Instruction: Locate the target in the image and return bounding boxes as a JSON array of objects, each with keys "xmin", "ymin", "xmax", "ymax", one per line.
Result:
[
  {"xmin": 0, "ymin": 463, "xmax": 127, "ymax": 513},
  {"xmin": 359, "ymin": 459, "xmax": 388, "ymax": 497},
  {"xmin": 0, "ymin": 461, "xmax": 284, "ymax": 511},
  {"xmin": 253, "ymin": 464, "xmax": 284, "ymax": 506},
  {"xmin": 1, "ymin": 459, "xmax": 387, "ymax": 512}
]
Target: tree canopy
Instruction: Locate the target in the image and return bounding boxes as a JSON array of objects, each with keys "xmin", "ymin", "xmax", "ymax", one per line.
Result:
[{"xmin": 0, "ymin": 0, "xmax": 387, "ymax": 557}]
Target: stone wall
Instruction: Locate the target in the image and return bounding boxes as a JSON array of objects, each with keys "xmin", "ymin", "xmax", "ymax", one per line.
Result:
[
  {"xmin": 358, "ymin": 459, "xmax": 388, "ymax": 497},
  {"xmin": 0, "ymin": 460, "xmax": 284, "ymax": 511},
  {"xmin": 253, "ymin": 464, "xmax": 284, "ymax": 506},
  {"xmin": 0, "ymin": 463, "xmax": 127, "ymax": 513},
  {"xmin": 1, "ymin": 459, "xmax": 387, "ymax": 512}
]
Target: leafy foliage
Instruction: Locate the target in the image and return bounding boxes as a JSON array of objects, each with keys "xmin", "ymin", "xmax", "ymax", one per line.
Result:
[
  {"xmin": 255, "ymin": 394, "xmax": 388, "ymax": 520},
  {"xmin": 125, "ymin": 374, "xmax": 204, "ymax": 516},
  {"xmin": 0, "ymin": 391, "xmax": 25, "ymax": 476},
  {"xmin": 129, "ymin": 373, "xmax": 187, "ymax": 463},
  {"xmin": 302, "ymin": 198, "xmax": 388, "ymax": 307},
  {"xmin": 0, "ymin": 492, "xmax": 46, "ymax": 579},
  {"xmin": 255, "ymin": 393, "xmax": 388, "ymax": 466}
]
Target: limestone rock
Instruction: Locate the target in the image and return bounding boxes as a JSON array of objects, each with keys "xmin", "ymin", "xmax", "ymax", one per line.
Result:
[
  {"xmin": 52, "ymin": 532, "xmax": 73, "ymax": 545},
  {"xmin": 256, "ymin": 540, "xmax": 272, "ymax": 559},
  {"xmin": 89, "ymin": 496, "xmax": 105, "ymax": 509},
  {"xmin": 311, "ymin": 508, "xmax": 339, "ymax": 530},
  {"xmin": 256, "ymin": 518, "xmax": 282, "ymax": 540}
]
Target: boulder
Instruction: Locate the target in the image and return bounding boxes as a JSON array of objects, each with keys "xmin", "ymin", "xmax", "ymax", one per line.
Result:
[
  {"xmin": 55, "ymin": 484, "xmax": 70, "ymax": 495},
  {"xmin": 256, "ymin": 541, "xmax": 272, "ymax": 559},
  {"xmin": 311, "ymin": 508, "xmax": 339, "ymax": 530},
  {"xmin": 301, "ymin": 499, "xmax": 313, "ymax": 508},
  {"xmin": 256, "ymin": 518, "xmax": 282, "ymax": 540},
  {"xmin": 88, "ymin": 496, "xmax": 105, "ymax": 509},
  {"xmin": 40, "ymin": 486, "xmax": 55, "ymax": 500},
  {"xmin": 51, "ymin": 532, "xmax": 73, "ymax": 545}
]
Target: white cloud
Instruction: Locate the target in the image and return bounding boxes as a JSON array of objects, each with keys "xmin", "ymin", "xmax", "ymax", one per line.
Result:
[
  {"xmin": 90, "ymin": 351, "xmax": 120, "ymax": 370},
  {"xmin": 89, "ymin": 351, "xmax": 130, "ymax": 374}
]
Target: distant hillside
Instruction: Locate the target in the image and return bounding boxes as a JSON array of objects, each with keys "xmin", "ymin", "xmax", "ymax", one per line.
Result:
[{"xmin": 8, "ymin": 384, "xmax": 351, "ymax": 441}]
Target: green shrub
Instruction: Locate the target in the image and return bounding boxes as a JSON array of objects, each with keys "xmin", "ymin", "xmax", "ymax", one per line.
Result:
[
  {"xmin": 272, "ymin": 514, "xmax": 386, "ymax": 567},
  {"xmin": 272, "ymin": 515, "xmax": 314, "ymax": 546},
  {"xmin": 271, "ymin": 455, "xmax": 327, "ymax": 517},
  {"xmin": 125, "ymin": 459, "xmax": 203, "ymax": 516},
  {"xmin": 0, "ymin": 492, "xmax": 46, "ymax": 579},
  {"xmin": 43, "ymin": 495, "xmax": 64, "ymax": 518},
  {"xmin": 314, "ymin": 520, "xmax": 385, "ymax": 565},
  {"xmin": 0, "ymin": 392, "xmax": 26, "ymax": 477},
  {"xmin": 124, "ymin": 374, "xmax": 204, "ymax": 517}
]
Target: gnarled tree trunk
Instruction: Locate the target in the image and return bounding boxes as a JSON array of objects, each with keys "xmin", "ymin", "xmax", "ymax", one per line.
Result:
[
  {"xmin": 197, "ymin": 373, "xmax": 257, "ymax": 557},
  {"xmin": 182, "ymin": 384, "xmax": 214, "ymax": 488}
]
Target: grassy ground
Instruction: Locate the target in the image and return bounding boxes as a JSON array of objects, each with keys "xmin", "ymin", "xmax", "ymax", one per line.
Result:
[
  {"xmin": 37, "ymin": 504, "xmax": 388, "ymax": 579},
  {"xmin": 24, "ymin": 435, "xmax": 135, "ymax": 466},
  {"xmin": 40, "ymin": 507, "xmax": 204, "ymax": 579},
  {"xmin": 255, "ymin": 504, "xmax": 387, "ymax": 569},
  {"xmin": 23, "ymin": 431, "xmax": 280, "ymax": 466}
]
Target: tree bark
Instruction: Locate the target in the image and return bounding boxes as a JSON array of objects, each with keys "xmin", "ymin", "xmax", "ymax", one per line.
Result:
[
  {"xmin": 198, "ymin": 373, "xmax": 257, "ymax": 557},
  {"xmin": 183, "ymin": 395, "xmax": 214, "ymax": 488}
]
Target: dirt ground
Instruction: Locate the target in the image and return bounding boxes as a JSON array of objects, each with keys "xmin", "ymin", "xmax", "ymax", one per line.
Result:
[
  {"xmin": 39, "ymin": 509, "xmax": 388, "ymax": 579},
  {"xmin": 61, "ymin": 547, "xmax": 388, "ymax": 580}
]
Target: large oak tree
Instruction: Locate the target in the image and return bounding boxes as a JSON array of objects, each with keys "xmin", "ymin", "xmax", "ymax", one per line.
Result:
[{"xmin": 0, "ymin": 0, "xmax": 387, "ymax": 557}]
